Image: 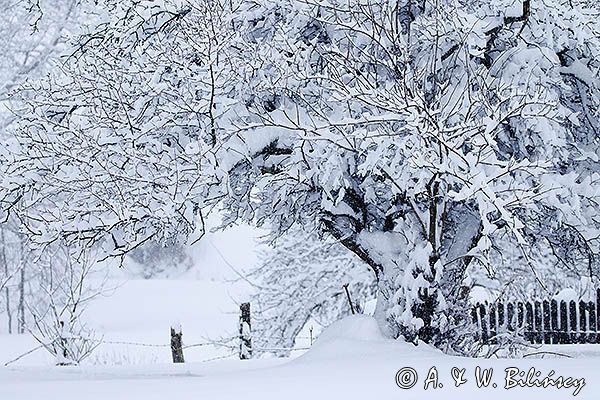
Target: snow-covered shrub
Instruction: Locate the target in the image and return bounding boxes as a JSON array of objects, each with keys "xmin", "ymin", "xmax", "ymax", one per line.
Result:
[
  {"xmin": 27, "ymin": 245, "xmax": 104, "ymax": 365},
  {"xmin": 249, "ymin": 228, "xmax": 376, "ymax": 356}
]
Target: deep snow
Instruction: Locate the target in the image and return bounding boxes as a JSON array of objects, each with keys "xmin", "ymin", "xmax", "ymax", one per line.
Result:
[
  {"xmin": 1, "ymin": 315, "xmax": 599, "ymax": 399},
  {"xmin": 0, "ymin": 223, "xmax": 599, "ymax": 399}
]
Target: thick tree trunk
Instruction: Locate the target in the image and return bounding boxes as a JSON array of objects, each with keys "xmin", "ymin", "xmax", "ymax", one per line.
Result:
[{"xmin": 322, "ymin": 183, "xmax": 481, "ymax": 350}]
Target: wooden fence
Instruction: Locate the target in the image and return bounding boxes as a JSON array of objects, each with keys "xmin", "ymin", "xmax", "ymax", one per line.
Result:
[{"xmin": 472, "ymin": 289, "xmax": 600, "ymax": 345}]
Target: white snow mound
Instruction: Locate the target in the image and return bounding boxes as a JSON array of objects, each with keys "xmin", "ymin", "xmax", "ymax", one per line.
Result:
[
  {"xmin": 313, "ymin": 315, "xmax": 386, "ymax": 346},
  {"xmin": 295, "ymin": 315, "xmax": 442, "ymax": 365}
]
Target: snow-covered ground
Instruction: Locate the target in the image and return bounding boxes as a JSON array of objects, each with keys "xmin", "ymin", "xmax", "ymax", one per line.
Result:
[
  {"xmin": 1, "ymin": 315, "xmax": 599, "ymax": 399},
  {"xmin": 0, "ymin": 221, "xmax": 261, "ymax": 367},
  {"xmin": 1, "ymin": 224, "xmax": 599, "ymax": 399}
]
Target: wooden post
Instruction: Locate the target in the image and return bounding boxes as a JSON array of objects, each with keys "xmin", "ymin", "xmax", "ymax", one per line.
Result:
[
  {"xmin": 170, "ymin": 325, "xmax": 185, "ymax": 363},
  {"xmin": 517, "ymin": 301, "xmax": 524, "ymax": 331},
  {"xmin": 559, "ymin": 301, "xmax": 568, "ymax": 343},
  {"xmin": 471, "ymin": 306, "xmax": 479, "ymax": 340},
  {"xmin": 506, "ymin": 302, "xmax": 514, "ymax": 332},
  {"xmin": 479, "ymin": 303, "xmax": 489, "ymax": 345},
  {"xmin": 239, "ymin": 302, "xmax": 252, "ymax": 360},
  {"xmin": 579, "ymin": 301, "xmax": 588, "ymax": 344},
  {"xmin": 497, "ymin": 302, "xmax": 505, "ymax": 334},
  {"xmin": 525, "ymin": 302, "xmax": 534, "ymax": 343},
  {"xmin": 534, "ymin": 301, "xmax": 543, "ymax": 344}
]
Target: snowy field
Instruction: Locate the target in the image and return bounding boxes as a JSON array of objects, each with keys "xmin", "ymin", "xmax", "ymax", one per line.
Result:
[
  {"xmin": 0, "ymin": 227, "xmax": 599, "ymax": 399},
  {"xmin": 1, "ymin": 237, "xmax": 599, "ymax": 400},
  {"xmin": 1, "ymin": 314, "xmax": 599, "ymax": 399}
]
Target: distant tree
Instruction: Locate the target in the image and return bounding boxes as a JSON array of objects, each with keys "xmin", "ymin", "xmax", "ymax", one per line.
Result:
[{"xmin": 128, "ymin": 240, "xmax": 192, "ymax": 279}]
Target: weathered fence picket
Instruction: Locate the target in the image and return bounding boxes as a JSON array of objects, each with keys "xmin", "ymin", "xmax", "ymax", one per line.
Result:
[
  {"xmin": 473, "ymin": 288, "xmax": 600, "ymax": 345},
  {"xmin": 589, "ymin": 301, "xmax": 597, "ymax": 343},
  {"xmin": 569, "ymin": 300, "xmax": 577, "ymax": 343},
  {"xmin": 542, "ymin": 300, "xmax": 551, "ymax": 344},
  {"xmin": 525, "ymin": 302, "xmax": 534, "ymax": 342},
  {"xmin": 550, "ymin": 300, "xmax": 558, "ymax": 343}
]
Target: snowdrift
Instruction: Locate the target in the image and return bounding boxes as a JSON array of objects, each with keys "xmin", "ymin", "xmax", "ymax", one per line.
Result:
[{"xmin": 295, "ymin": 315, "xmax": 442, "ymax": 364}]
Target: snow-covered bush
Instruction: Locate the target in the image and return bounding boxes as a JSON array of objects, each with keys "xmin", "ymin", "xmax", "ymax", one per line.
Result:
[
  {"xmin": 27, "ymin": 245, "xmax": 104, "ymax": 365},
  {"xmin": 250, "ymin": 228, "xmax": 376, "ymax": 356}
]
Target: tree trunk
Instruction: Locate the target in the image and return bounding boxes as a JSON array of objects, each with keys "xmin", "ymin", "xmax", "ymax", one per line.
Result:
[
  {"xmin": 18, "ymin": 265, "xmax": 25, "ymax": 334},
  {"xmin": 17, "ymin": 238, "xmax": 25, "ymax": 334},
  {"xmin": 1, "ymin": 229, "xmax": 12, "ymax": 334}
]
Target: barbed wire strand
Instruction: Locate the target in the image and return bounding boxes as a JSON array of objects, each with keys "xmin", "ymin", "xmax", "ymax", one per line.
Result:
[{"xmin": 4, "ymin": 338, "xmax": 311, "ymax": 366}]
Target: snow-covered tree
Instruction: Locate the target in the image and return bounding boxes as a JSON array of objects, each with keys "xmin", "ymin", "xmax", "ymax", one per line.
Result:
[
  {"xmin": 250, "ymin": 228, "xmax": 376, "ymax": 356},
  {"xmin": 1, "ymin": 0, "xmax": 234, "ymax": 258},
  {"xmin": 221, "ymin": 0, "xmax": 600, "ymax": 351},
  {"xmin": 0, "ymin": 219, "xmax": 28, "ymax": 334},
  {"xmin": 0, "ymin": 0, "xmax": 92, "ymax": 337},
  {"xmin": 3, "ymin": 0, "xmax": 600, "ymax": 353}
]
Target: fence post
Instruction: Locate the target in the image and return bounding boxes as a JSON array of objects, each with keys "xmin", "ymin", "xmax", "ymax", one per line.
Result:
[
  {"xmin": 559, "ymin": 301, "xmax": 568, "ymax": 343},
  {"xmin": 473, "ymin": 304, "xmax": 490, "ymax": 343},
  {"xmin": 489, "ymin": 304, "xmax": 497, "ymax": 344},
  {"xmin": 170, "ymin": 325, "xmax": 185, "ymax": 363},
  {"xmin": 239, "ymin": 302, "xmax": 252, "ymax": 360},
  {"xmin": 534, "ymin": 301, "xmax": 543, "ymax": 344},
  {"xmin": 517, "ymin": 301, "xmax": 524, "ymax": 332},
  {"xmin": 506, "ymin": 302, "xmax": 514, "ymax": 332},
  {"xmin": 577, "ymin": 300, "xmax": 588, "ymax": 343},
  {"xmin": 497, "ymin": 302, "xmax": 505, "ymax": 335}
]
